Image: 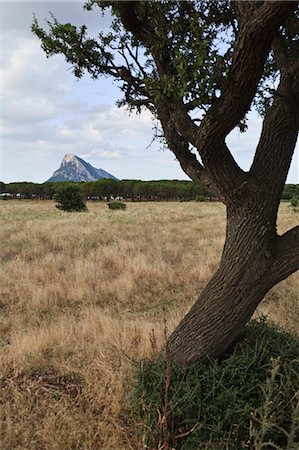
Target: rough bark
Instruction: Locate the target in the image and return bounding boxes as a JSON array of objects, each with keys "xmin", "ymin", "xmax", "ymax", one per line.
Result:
[{"xmin": 167, "ymin": 202, "xmax": 299, "ymax": 365}]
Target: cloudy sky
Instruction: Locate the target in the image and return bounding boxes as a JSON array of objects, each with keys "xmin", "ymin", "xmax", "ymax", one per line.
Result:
[{"xmin": 1, "ymin": 1, "xmax": 298, "ymax": 184}]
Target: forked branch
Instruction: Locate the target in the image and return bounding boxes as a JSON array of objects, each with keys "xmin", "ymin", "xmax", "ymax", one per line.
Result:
[{"xmin": 115, "ymin": 1, "xmax": 297, "ymax": 204}]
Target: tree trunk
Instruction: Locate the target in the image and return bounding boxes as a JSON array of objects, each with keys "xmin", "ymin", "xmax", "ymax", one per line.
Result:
[
  {"xmin": 167, "ymin": 199, "xmax": 291, "ymax": 365},
  {"xmin": 113, "ymin": 0, "xmax": 299, "ymax": 366},
  {"xmin": 166, "ymin": 65, "xmax": 299, "ymax": 366}
]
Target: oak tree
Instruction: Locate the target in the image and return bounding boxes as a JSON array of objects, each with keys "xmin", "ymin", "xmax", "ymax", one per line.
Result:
[{"xmin": 32, "ymin": 1, "xmax": 299, "ymax": 364}]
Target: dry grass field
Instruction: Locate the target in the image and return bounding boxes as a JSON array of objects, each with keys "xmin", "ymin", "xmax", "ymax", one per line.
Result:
[{"xmin": 0, "ymin": 200, "xmax": 298, "ymax": 449}]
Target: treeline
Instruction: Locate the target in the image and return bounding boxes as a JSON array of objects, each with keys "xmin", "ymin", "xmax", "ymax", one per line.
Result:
[
  {"xmin": 0, "ymin": 180, "xmax": 298, "ymax": 201},
  {"xmin": 281, "ymin": 184, "xmax": 299, "ymax": 200},
  {"xmin": 0, "ymin": 179, "xmax": 208, "ymax": 201}
]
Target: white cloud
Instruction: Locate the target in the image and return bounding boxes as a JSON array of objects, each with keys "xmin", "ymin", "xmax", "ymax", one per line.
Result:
[
  {"xmin": 3, "ymin": 37, "xmax": 67, "ymax": 97},
  {"xmin": 81, "ymin": 150, "xmax": 122, "ymax": 160},
  {"xmin": 1, "ymin": 2, "xmax": 297, "ymax": 184}
]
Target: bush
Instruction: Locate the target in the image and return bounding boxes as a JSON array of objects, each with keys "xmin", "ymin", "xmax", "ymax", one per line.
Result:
[
  {"xmin": 54, "ymin": 184, "xmax": 87, "ymax": 212},
  {"xmin": 131, "ymin": 319, "xmax": 299, "ymax": 449},
  {"xmin": 107, "ymin": 201, "xmax": 127, "ymax": 210},
  {"xmin": 196, "ymin": 194, "xmax": 206, "ymax": 202},
  {"xmin": 290, "ymin": 196, "xmax": 298, "ymax": 208}
]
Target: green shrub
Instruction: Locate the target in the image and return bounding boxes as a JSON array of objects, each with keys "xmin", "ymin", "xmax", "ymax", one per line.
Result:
[
  {"xmin": 54, "ymin": 184, "xmax": 87, "ymax": 212},
  {"xmin": 131, "ymin": 319, "xmax": 299, "ymax": 449},
  {"xmin": 107, "ymin": 201, "xmax": 127, "ymax": 210},
  {"xmin": 196, "ymin": 194, "xmax": 206, "ymax": 202},
  {"xmin": 290, "ymin": 196, "xmax": 299, "ymax": 208}
]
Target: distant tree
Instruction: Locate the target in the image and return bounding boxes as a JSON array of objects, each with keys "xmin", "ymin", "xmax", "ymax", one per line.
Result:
[
  {"xmin": 290, "ymin": 196, "xmax": 299, "ymax": 208},
  {"xmin": 33, "ymin": 1, "xmax": 299, "ymax": 364},
  {"xmin": 119, "ymin": 179, "xmax": 136, "ymax": 201},
  {"xmin": 282, "ymin": 184, "xmax": 299, "ymax": 200},
  {"xmin": 92, "ymin": 178, "xmax": 120, "ymax": 198},
  {"xmin": 0, "ymin": 182, "xmax": 5, "ymax": 194},
  {"xmin": 54, "ymin": 184, "xmax": 87, "ymax": 212},
  {"xmin": 40, "ymin": 182, "xmax": 55, "ymax": 199},
  {"xmin": 5, "ymin": 181, "xmax": 36, "ymax": 197}
]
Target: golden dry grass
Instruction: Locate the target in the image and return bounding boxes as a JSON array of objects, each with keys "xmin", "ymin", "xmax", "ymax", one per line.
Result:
[{"xmin": 0, "ymin": 200, "xmax": 298, "ymax": 449}]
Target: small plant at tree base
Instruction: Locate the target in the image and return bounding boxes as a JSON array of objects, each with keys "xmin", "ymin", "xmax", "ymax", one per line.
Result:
[
  {"xmin": 132, "ymin": 319, "xmax": 299, "ymax": 450},
  {"xmin": 107, "ymin": 201, "xmax": 127, "ymax": 210},
  {"xmin": 54, "ymin": 184, "xmax": 87, "ymax": 212}
]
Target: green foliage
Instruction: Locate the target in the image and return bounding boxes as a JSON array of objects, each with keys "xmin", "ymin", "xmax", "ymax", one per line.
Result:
[
  {"xmin": 1, "ymin": 179, "xmax": 207, "ymax": 200},
  {"xmin": 32, "ymin": 2, "xmax": 233, "ymax": 111},
  {"xmin": 196, "ymin": 194, "xmax": 206, "ymax": 202},
  {"xmin": 31, "ymin": 0, "xmax": 293, "ymax": 123},
  {"xmin": 54, "ymin": 183, "xmax": 87, "ymax": 212},
  {"xmin": 132, "ymin": 319, "xmax": 299, "ymax": 449},
  {"xmin": 107, "ymin": 201, "xmax": 127, "ymax": 210},
  {"xmin": 290, "ymin": 196, "xmax": 299, "ymax": 208},
  {"xmin": 282, "ymin": 184, "xmax": 299, "ymax": 200}
]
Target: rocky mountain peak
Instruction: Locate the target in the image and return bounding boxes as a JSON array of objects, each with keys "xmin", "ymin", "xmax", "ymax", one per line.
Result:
[
  {"xmin": 61, "ymin": 153, "xmax": 77, "ymax": 164},
  {"xmin": 46, "ymin": 154, "xmax": 118, "ymax": 182}
]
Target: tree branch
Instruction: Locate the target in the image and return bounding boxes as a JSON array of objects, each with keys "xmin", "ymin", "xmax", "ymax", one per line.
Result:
[
  {"xmin": 170, "ymin": 2, "xmax": 297, "ymax": 203},
  {"xmin": 250, "ymin": 55, "xmax": 299, "ymax": 193},
  {"xmin": 114, "ymin": 1, "xmax": 158, "ymax": 47},
  {"xmin": 114, "ymin": 2, "xmax": 246, "ymax": 201},
  {"xmin": 193, "ymin": 1, "xmax": 297, "ymax": 137},
  {"xmin": 272, "ymin": 35, "xmax": 291, "ymax": 71},
  {"xmin": 270, "ymin": 225, "xmax": 299, "ymax": 284},
  {"xmin": 125, "ymin": 44, "xmax": 147, "ymax": 78},
  {"xmin": 155, "ymin": 101, "xmax": 219, "ymax": 197}
]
